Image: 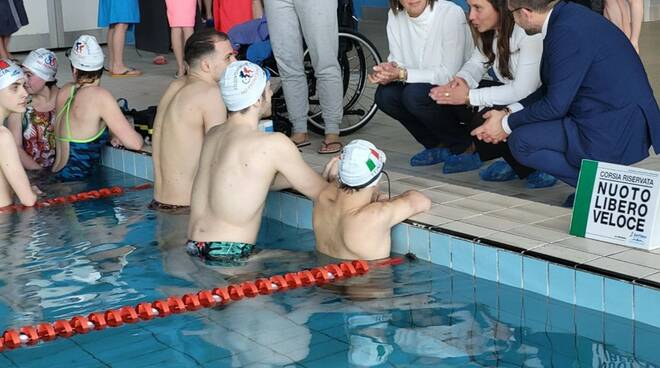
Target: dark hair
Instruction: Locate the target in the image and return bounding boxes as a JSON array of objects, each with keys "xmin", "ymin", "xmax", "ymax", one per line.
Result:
[
  {"xmin": 474, "ymin": 0, "xmax": 516, "ymax": 80},
  {"xmin": 507, "ymin": 0, "xmax": 557, "ymax": 12},
  {"xmin": 338, "ymin": 182, "xmax": 361, "ymax": 193},
  {"xmin": 72, "ymin": 66, "xmax": 103, "ymax": 85},
  {"xmin": 389, "ymin": 0, "xmax": 437, "ymax": 14},
  {"xmin": 184, "ymin": 28, "xmax": 229, "ymax": 67},
  {"xmin": 46, "ymin": 79, "xmax": 58, "ymax": 88}
]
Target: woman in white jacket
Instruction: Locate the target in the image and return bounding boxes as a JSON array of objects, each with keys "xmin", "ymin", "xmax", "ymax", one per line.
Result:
[
  {"xmin": 430, "ymin": 0, "xmax": 555, "ymax": 188},
  {"xmin": 371, "ymin": 0, "xmax": 474, "ymax": 168}
]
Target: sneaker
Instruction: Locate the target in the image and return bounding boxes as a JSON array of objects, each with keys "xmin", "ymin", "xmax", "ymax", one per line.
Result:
[
  {"xmin": 410, "ymin": 147, "xmax": 451, "ymax": 166},
  {"xmin": 479, "ymin": 160, "xmax": 517, "ymax": 182},
  {"xmin": 442, "ymin": 152, "xmax": 483, "ymax": 174},
  {"xmin": 526, "ymin": 171, "xmax": 558, "ymax": 189},
  {"xmin": 562, "ymin": 192, "xmax": 576, "ymax": 208}
]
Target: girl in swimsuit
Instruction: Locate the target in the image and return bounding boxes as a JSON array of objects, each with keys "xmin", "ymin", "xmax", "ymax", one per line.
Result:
[
  {"xmin": 7, "ymin": 48, "xmax": 59, "ymax": 170},
  {"xmin": 51, "ymin": 35, "xmax": 143, "ymax": 181}
]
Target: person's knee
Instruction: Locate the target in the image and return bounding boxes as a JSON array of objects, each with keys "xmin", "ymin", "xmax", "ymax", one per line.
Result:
[
  {"xmin": 400, "ymin": 85, "xmax": 432, "ymax": 112},
  {"xmin": 375, "ymin": 85, "xmax": 399, "ymax": 113},
  {"xmin": 508, "ymin": 130, "xmax": 535, "ymax": 164}
]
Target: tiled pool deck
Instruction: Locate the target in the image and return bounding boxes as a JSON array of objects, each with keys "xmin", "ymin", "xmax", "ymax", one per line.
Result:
[{"xmin": 28, "ymin": 15, "xmax": 660, "ymax": 327}]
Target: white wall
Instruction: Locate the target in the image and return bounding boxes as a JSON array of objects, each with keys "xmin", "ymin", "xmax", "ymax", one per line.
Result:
[
  {"xmin": 13, "ymin": 0, "xmax": 50, "ymax": 35},
  {"xmin": 61, "ymin": 0, "xmax": 101, "ymax": 31}
]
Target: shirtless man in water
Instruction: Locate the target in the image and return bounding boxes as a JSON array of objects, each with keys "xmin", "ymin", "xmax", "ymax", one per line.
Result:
[
  {"xmin": 151, "ymin": 29, "xmax": 237, "ymax": 211},
  {"xmin": 313, "ymin": 140, "xmax": 432, "ymax": 260},
  {"xmin": 186, "ymin": 61, "xmax": 328, "ymax": 264}
]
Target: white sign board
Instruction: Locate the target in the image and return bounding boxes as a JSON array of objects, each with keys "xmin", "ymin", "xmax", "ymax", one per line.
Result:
[{"xmin": 570, "ymin": 160, "xmax": 660, "ymax": 250}]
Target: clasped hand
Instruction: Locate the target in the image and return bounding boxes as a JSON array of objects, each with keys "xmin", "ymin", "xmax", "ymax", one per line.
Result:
[
  {"xmin": 470, "ymin": 109, "xmax": 509, "ymax": 144},
  {"xmin": 368, "ymin": 62, "xmax": 400, "ymax": 85},
  {"xmin": 429, "ymin": 77, "xmax": 469, "ymax": 105}
]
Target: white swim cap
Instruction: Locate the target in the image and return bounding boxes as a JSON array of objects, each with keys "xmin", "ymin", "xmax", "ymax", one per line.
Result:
[
  {"xmin": 0, "ymin": 59, "xmax": 25, "ymax": 90},
  {"xmin": 67, "ymin": 35, "xmax": 104, "ymax": 72},
  {"xmin": 23, "ymin": 48, "xmax": 58, "ymax": 82},
  {"xmin": 220, "ymin": 60, "xmax": 269, "ymax": 112},
  {"xmin": 339, "ymin": 140, "xmax": 387, "ymax": 188}
]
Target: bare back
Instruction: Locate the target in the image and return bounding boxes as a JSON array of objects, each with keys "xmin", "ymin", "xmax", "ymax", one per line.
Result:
[
  {"xmin": 152, "ymin": 78, "xmax": 227, "ymax": 206},
  {"xmin": 52, "ymin": 84, "xmax": 107, "ymax": 173},
  {"xmin": 188, "ymin": 120, "xmax": 325, "ymax": 244},
  {"xmin": 188, "ymin": 124, "xmax": 282, "ymax": 244},
  {"xmin": 314, "ymin": 185, "xmax": 393, "ymax": 260},
  {"xmin": 314, "ymin": 186, "xmax": 432, "ymax": 260}
]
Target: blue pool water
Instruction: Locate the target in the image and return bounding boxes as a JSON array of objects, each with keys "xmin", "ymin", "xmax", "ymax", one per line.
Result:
[{"xmin": 0, "ymin": 168, "xmax": 659, "ymax": 367}]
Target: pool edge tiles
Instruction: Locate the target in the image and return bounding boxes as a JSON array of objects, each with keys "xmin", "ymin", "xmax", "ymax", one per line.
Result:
[{"xmin": 101, "ymin": 146, "xmax": 658, "ymax": 328}]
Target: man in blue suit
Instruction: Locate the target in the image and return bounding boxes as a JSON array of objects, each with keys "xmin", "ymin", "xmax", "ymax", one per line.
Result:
[{"xmin": 472, "ymin": 0, "xmax": 660, "ymax": 206}]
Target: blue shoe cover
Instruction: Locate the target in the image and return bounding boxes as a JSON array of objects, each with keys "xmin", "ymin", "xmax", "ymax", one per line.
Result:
[
  {"xmin": 526, "ymin": 171, "xmax": 558, "ymax": 189},
  {"xmin": 410, "ymin": 147, "xmax": 450, "ymax": 166},
  {"xmin": 442, "ymin": 152, "xmax": 483, "ymax": 174},
  {"xmin": 562, "ymin": 192, "xmax": 576, "ymax": 208},
  {"xmin": 479, "ymin": 160, "xmax": 517, "ymax": 182}
]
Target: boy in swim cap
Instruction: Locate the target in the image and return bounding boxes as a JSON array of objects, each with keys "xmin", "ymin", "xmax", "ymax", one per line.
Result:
[
  {"xmin": 313, "ymin": 140, "xmax": 432, "ymax": 260},
  {"xmin": 187, "ymin": 60, "xmax": 332, "ymax": 264},
  {"xmin": 0, "ymin": 59, "xmax": 40, "ymax": 207}
]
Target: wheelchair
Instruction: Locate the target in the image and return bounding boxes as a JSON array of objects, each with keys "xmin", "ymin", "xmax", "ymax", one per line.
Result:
[{"xmin": 241, "ymin": 0, "xmax": 382, "ymax": 136}]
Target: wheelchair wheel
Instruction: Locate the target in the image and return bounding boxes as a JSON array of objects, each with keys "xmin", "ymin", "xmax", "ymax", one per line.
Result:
[{"xmin": 306, "ymin": 29, "xmax": 382, "ymax": 136}]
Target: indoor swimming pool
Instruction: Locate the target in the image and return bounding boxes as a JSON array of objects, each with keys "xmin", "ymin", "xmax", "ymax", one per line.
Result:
[{"xmin": 0, "ymin": 168, "xmax": 659, "ymax": 367}]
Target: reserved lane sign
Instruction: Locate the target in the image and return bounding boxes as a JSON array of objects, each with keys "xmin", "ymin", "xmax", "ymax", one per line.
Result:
[{"xmin": 570, "ymin": 160, "xmax": 660, "ymax": 250}]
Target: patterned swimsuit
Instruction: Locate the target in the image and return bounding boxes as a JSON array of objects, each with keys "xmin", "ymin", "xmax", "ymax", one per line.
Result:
[{"xmin": 22, "ymin": 104, "xmax": 56, "ymax": 169}]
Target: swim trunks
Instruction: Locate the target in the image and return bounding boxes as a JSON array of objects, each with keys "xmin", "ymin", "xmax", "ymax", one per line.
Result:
[
  {"xmin": 185, "ymin": 240, "xmax": 255, "ymax": 265},
  {"xmin": 148, "ymin": 199, "xmax": 190, "ymax": 214}
]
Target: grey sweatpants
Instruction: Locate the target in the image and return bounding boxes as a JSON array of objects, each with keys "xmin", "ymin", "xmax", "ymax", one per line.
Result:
[{"xmin": 264, "ymin": 0, "xmax": 342, "ymax": 135}]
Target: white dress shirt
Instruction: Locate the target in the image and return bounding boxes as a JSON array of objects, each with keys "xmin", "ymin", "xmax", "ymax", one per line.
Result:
[
  {"xmin": 502, "ymin": 8, "xmax": 554, "ymax": 134},
  {"xmin": 386, "ymin": 1, "xmax": 474, "ymax": 85},
  {"xmin": 456, "ymin": 25, "xmax": 542, "ymax": 107}
]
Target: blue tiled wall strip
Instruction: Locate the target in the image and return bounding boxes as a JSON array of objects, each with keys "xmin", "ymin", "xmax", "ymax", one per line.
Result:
[{"xmin": 102, "ymin": 147, "xmax": 660, "ymax": 328}]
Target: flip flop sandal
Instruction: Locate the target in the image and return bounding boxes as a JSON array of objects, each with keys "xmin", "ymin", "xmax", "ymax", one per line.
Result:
[
  {"xmin": 110, "ymin": 67, "xmax": 143, "ymax": 78},
  {"xmin": 293, "ymin": 139, "xmax": 311, "ymax": 148},
  {"xmin": 318, "ymin": 141, "xmax": 343, "ymax": 154}
]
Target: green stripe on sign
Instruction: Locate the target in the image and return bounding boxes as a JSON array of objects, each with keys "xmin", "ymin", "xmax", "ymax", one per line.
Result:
[{"xmin": 570, "ymin": 160, "xmax": 598, "ymax": 237}]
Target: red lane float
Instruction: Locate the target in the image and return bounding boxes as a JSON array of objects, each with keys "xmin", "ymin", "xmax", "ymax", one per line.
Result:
[
  {"xmin": 0, "ymin": 258, "xmax": 403, "ymax": 352},
  {"xmin": 0, "ymin": 184, "xmax": 153, "ymax": 214}
]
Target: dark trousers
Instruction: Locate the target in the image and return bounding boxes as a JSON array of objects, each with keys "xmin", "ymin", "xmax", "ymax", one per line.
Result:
[
  {"xmin": 375, "ymin": 83, "xmax": 472, "ymax": 154},
  {"xmin": 469, "ymin": 107, "xmax": 535, "ymax": 179},
  {"xmin": 508, "ymin": 120, "xmax": 580, "ymax": 187}
]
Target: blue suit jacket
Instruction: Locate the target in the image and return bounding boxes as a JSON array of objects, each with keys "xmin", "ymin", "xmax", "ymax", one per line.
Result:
[{"xmin": 508, "ymin": 1, "xmax": 660, "ymax": 167}]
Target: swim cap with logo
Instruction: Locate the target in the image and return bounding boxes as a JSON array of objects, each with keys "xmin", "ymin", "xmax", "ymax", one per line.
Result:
[
  {"xmin": 23, "ymin": 48, "xmax": 58, "ymax": 82},
  {"xmin": 339, "ymin": 140, "xmax": 387, "ymax": 188},
  {"xmin": 0, "ymin": 59, "xmax": 25, "ymax": 90},
  {"xmin": 67, "ymin": 35, "xmax": 104, "ymax": 72},
  {"xmin": 220, "ymin": 60, "xmax": 269, "ymax": 112}
]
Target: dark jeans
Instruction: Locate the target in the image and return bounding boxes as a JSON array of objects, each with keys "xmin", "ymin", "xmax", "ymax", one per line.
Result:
[{"xmin": 375, "ymin": 83, "xmax": 472, "ymax": 154}]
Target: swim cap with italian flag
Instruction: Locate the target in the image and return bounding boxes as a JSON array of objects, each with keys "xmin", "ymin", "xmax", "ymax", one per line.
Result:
[
  {"xmin": 23, "ymin": 48, "xmax": 58, "ymax": 82},
  {"xmin": 0, "ymin": 59, "xmax": 25, "ymax": 90},
  {"xmin": 339, "ymin": 139, "xmax": 387, "ymax": 188}
]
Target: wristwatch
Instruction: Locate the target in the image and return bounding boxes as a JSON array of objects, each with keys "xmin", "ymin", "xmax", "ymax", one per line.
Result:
[{"xmin": 398, "ymin": 67, "xmax": 407, "ymax": 82}]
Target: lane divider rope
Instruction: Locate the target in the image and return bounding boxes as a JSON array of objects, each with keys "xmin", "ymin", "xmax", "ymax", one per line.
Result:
[
  {"xmin": 0, "ymin": 257, "xmax": 403, "ymax": 351},
  {"xmin": 0, "ymin": 183, "xmax": 153, "ymax": 213}
]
